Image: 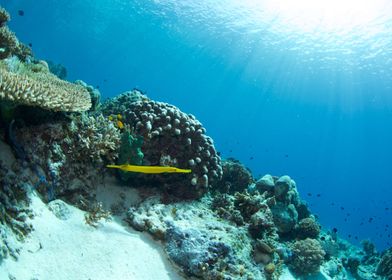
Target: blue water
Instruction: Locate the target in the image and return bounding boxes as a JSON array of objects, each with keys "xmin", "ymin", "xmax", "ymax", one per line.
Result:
[{"xmin": 3, "ymin": 0, "xmax": 392, "ymax": 250}]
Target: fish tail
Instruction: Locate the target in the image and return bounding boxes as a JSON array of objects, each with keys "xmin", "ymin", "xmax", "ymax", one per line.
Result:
[
  {"xmin": 176, "ymin": 168, "xmax": 192, "ymax": 173},
  {"xmin": 106, "ymin": 165, "xmax": 121, "ymax": 169}
]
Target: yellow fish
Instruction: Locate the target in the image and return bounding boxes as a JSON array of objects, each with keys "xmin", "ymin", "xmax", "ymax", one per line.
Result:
[{"xmin": 106, "ymin": 164, "xmax": 191, "ymax": 174}]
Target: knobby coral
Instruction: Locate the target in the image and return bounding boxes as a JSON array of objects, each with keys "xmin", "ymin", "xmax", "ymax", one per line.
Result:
[{"xmin": 101, "ymin": 90, "xmax": 223, "ymax": 199}]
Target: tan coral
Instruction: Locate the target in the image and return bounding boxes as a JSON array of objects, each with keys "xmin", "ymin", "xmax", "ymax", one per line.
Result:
[{"xmin": 0, "ymin": 66, "xmax": 91, "ymax": 112}]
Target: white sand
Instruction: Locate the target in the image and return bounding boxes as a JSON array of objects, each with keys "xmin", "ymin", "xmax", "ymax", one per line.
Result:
[{"xmin": 0, "ymin": 192, "xmax": 183, "ymax": 280}]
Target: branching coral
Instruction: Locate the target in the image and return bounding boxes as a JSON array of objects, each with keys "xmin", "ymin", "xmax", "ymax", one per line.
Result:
[
  {"xmin": 0, "ymin": 7, "xmax": 10, "ymax": 26},
  {"xmin": 0, "ymin": 6, "xmax": 32, "ymax": 60},
  {"xmin": 84, "ymin": 201, "xmax": 111, "ymax": 228},
  {"xmin": 14, "ymin": 113, "xmax": 121, "ymax": 203},
  {"xmin": 0, "ymin": 59, "xmax": 91, "ymax": 112},
  {"xmin": 101, "ymin": 90, "xmax": 222, "ymax": 199}
]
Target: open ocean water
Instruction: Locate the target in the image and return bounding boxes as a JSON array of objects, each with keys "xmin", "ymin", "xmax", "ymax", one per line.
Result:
[{"xmin": 2, "ymin": 0, "xmax": 392, "ymax": 250}]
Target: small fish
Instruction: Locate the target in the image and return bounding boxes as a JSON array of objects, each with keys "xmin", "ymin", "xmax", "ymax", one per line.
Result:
[
  {"xmin": 117, "ymin": 120, "xmax": 124, "ymax": 129},
  {"xmin": 107, "ymin": 164, "xmax": 191, "ymax": 174},
  {"xmin": 18, "ymin": 10, "xmax": 24, "ymax": 16},
  {"xmin": 28, "ymin": 43, "xmax": 33, "ymax": 47}
]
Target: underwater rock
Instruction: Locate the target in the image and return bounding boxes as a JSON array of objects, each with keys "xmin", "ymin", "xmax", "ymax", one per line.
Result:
[
  {"xmin": 255, "ymin": 174, "xmax": 275, "ymax": 193},
  {"xmin": 127, "ymin": 196, "xmax": 264, "ymax": 279},
  {"xmin": 165, "ymin": 222, "xmax": 231, "ymax": 277},
  {"xmin": 270, "ymin": 202, "xmax": 298, "ymax": 234},
  {"xmin": 48, "ymin": 199, "xmax": 72, "ymax": 220},
  {"xmin": 289, "ymin": 238, "xmax": 326, "ymax": 276},
  {"xmin": 215, "ymin": 158, "xmax": 254, "ymax": 193},
  {"xmin": 101, "ymin": 90, "xmax": 222, "ymax": 199},
  {"xmin": 75, "ymin": 80, "xmax": 101, "ymax": 111},
  {"xmin": 47, "ymin": 60, "xmax": 67, "ymax": 80}
]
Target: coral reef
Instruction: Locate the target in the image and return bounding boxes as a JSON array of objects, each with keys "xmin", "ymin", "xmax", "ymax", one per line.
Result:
[
  {"xmin": 0, "ymin": 154, "xmax": 33, "ymax": 262},
  {"xmin": 84, "ymin": 201, "xmax": 112, "ymax": 228},
  {"xmin": 289, "ymin": 238, "xmax": 326, "ymax": 275},
  {"xmin": 215, "ymin": 157, "xmax": 254, "ymax": 193},
  {"xmin": 0, "ymin": 57, "xmax": 91, "ymax": 112},
  {"xmin": 376, "ymin": 249, "xmax": 392, "ymax": 279},
  {"xmin": 0, "ymin": 6, "xmax": 32, "ymax": 60},
  {"xmin": 0, "ymin": 7, "xmax": 10, "ymax": 27},
  {"xmin": 0, "ymin": 161, "xmax": 32, "ymax": 240},
  {"xmin": 13, "ymin": 113, "xmax": 121, "ymax": 204},
  {"xmin": 101, "ymin": 90, "xmax": 222, "ymax": 199},
  {"xmin": 296, "ymin": 216, "xmax": 321, "ymax": 239},
  {"xmin": 47, "ymin": 60, "xmax": 67, "ymax": 80},
  {"xmin": 127, "ymin": 197, "xmax": 264, "ymax": 279}
]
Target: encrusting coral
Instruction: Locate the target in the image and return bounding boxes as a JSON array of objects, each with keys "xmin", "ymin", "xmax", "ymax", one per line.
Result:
[
  {"xmin": 101, "ymin": 90, "xmax": 223, "ymax": 199},
  {"xmin": 0, "ymin": 58, "xmax": 91, "ymax": 112}
]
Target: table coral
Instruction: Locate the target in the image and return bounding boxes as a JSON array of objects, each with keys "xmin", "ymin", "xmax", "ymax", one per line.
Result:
[
  {"xmin": 0, "ymin": 58, "xmax": 91, "ymax": 112},
  {"xmin": 101, "ymin": 90, "xmax": 222, "ymax": 199}
]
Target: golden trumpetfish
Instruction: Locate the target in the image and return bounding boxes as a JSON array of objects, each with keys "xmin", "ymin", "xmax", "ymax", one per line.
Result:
[{"xmin": 106, "ymin": 164, "xmax": 192, "ymax": 174}]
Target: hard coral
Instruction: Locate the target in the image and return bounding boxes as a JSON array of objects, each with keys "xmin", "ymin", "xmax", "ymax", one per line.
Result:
[
  {"xmin": 101, "ymin": 90, "xmax": 222, "ymax": 199},
  {"xmin": 376, "ymin": 248, "xmax": 392, "ymax": 278},
  {"xmin": 289, "ymin": 238, "xmax": 325, "ymax": 276},
  {"xmin": 0, "ymin": 7, "xmax": 10, "ymax": 26},
  {"xmin": 0, "ymin": 58, "xmax": 91, "ymax": 112},
  {"xmin": 296, "ymin": 216, "xmax": 321, "ymax": 239},
  {"xmin": 0, "ymin": 161, "xmax": 32, "ymax": 239},
  {"xmin": 0, "ymin": 6, "xmax": 32, "ymax": 60},
  {"xmin": 215, "ymin": 157, "xmax": 254, "ymax": 193},
  {"xmin": 14, "ymin": 113, "xmax": 121, "ymax": 203}
]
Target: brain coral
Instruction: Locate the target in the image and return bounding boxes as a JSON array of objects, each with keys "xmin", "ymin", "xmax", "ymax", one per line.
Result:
[
  {"xmin": 289, "ymin": 238, "xmax": 325, "ymax": 275},
  {"xmin": 101, "ymin": 90, "xmax": 223, "ymax": 199},
  {"xmin": 0, "ymin": 58, "xmax": 91, "ymax": 112}
]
